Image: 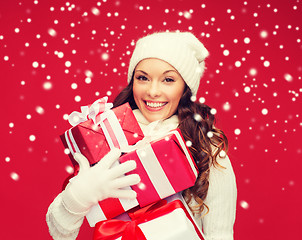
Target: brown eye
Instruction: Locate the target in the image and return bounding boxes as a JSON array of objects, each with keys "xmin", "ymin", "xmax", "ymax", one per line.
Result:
[
  {"xmin": 137, "ymin": 75, "xmax": 148, "ymax": 81},
  {"xmin": 164, "ymin": 77, "xmax": 175, "ymax": 82}
]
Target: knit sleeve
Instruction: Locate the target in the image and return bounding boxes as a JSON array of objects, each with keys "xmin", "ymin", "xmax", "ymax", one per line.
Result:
[
  {"xmin": 46, "ymin": 192, "xmax": 88, "ymax": 240},
  {"xmin": 201, "ymin": 153, "xmax": 237, "ymax": 240}
]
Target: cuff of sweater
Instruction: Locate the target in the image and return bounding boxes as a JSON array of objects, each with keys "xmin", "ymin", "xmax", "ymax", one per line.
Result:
[{"xmin": 62, "ymin": 189, "xmax": 91, "ymax": 214}]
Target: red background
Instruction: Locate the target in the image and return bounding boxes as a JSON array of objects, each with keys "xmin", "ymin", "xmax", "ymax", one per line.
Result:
[{"xmin": 1, "ymin": 0, "xmax": 301, "ymax": 239}]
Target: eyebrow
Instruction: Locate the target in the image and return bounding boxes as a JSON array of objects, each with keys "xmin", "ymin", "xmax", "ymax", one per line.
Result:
[
  {"xmin": 135, "ymin": 70, "xmax": 149, "ymax": 76},
  {"xmin": 135, "ymin": 69, "xmax": 178, "ymax": 75}
]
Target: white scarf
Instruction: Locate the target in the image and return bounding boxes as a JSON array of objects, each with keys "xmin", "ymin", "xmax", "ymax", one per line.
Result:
[{"xmin": 133, "ymin": 109, "xmax": 179, "ymax": 140}]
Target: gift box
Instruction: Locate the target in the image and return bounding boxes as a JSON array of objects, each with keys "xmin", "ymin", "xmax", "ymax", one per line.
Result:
[
  {"xmin": 60, "ymin": 97, "xmax": 144, "ymax": 167},
  {"xmin": 86, "ymin": 129, "xmax": 198, "ymax": 227},
  {"xmin": 93, "ymin": 193, "xmax": 205, "ymax": 240},
  {"xmin": 120, "ymin": 129, "xmax": 198, "ymax": 206}
]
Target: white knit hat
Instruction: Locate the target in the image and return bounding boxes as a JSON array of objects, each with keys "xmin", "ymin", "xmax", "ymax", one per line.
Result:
[{"xmin": 127, "ymin": 31, "xmax": 209, "ymax": 96}]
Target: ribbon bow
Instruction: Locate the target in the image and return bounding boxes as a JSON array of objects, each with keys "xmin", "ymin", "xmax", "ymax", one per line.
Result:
[
  {"xmin": 68, "ymin": 97, "xmax": 113, "ymax": 126},
  {"xmin": 93, "ymin": 200, "xmax": 185, "ymax": 240},
  {"xmin": 120, "ymin": 120, "xmax": 170, "ymax": 153}
]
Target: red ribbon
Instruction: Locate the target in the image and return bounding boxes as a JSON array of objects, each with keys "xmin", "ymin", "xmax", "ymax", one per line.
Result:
[{"xmin": 93, "ymin": 199, "xmax": 197, "ymax": 240}]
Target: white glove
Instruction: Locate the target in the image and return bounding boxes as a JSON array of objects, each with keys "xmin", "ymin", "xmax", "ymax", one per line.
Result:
[{"xmin": 62, "ymin": 148, "xmax": 140, "ymax": 213}]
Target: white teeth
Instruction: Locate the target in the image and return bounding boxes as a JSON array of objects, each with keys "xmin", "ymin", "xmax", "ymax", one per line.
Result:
[{"xmin": 146, "ymin": 101, "xmax": 166, "ymax": 108}]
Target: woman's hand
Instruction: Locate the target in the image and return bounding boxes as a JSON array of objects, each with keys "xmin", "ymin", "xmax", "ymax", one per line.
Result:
[{"xmin": 62, "ymin": 148, "xmax": 140, "ymax": 212}]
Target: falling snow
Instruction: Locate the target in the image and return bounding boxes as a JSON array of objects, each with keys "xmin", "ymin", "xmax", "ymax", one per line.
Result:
[
  {"xmin": 240, "ymin": 200, "xmax": 250, "ymax": 209},
  {"xmin": 10, "ymin": 172, "xmax": 20, "ymax": 181},
  {"xmin": 29, "ymin": 135, "xmax": 36, "ymax": 141},
  {"xmin": 1, "ymin": 0, "xmax": 301, "ymax": 239}
]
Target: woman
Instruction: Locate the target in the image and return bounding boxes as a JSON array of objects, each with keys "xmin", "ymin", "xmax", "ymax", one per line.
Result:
[{"xmin": 46, "ymin": 31, "xmax": 237, "ymax": 240}]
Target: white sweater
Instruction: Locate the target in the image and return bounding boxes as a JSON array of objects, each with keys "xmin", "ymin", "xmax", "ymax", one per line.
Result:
[{"xmin": 46, "ymin": 110, "xmax": 237, "ymax": 240}]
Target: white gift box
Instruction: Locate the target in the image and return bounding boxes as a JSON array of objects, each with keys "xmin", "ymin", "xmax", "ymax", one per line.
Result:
[{"xmin": 93, "ymin": 193, "xmax": 206, "ymax": 240}]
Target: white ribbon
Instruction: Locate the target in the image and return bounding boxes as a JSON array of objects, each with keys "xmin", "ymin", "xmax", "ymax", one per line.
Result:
[
  {"xmin": 97, "ymin": 110, "xmax": 129, "ymax": 149},
  {"xmin": 122, "ymin": 128, "xmax": 198, "ymax": 198},
  {"xmin": 169, "ymin": 130, "xmax": 198, "ymax": 178},
  {"xmin": 68, "ymin": 96, "xmax": 113, "ymax": 127},
  {"xmin": 65, "ymin": 96, "xmax": 131, "ymax": 158},
  {"xmin": 64, "ymin": 129, "xmax": 81, "ymax": 156},
  {"xmin": 136, "ymin": 143, "xmax": 176, "ymax": 199}
]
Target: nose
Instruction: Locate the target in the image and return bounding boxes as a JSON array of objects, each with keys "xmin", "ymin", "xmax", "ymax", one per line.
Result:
[{"xmin": 147, "ymin": 81, "xmax": 161, "ymax": 98}]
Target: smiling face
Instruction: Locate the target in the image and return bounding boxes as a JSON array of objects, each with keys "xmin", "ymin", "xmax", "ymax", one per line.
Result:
[{"xmin": 132, "ymin": 58, "xmax": 186, "ymax": 122}]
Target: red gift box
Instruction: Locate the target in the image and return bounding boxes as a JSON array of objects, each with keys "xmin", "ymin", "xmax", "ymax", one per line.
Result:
[
  {"xmin": 93, "ymin": 193, "xmax": 205, "ymax": 240},
  {"xmin": 86, "ymin": 129, "xmax": 198, "ymax": 227},
  {"xmin": 60, "ymin": 97, "xmax": 144, "ymax": 167},
  {"xmin": 120, "ymin": 129, "xmax": 198, "ymax": 206}
]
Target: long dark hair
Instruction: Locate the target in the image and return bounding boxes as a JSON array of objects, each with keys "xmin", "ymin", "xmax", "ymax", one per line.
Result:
[{"xmin": 113, "ymin": 79, "xmax": 228, "ymax": 215}]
